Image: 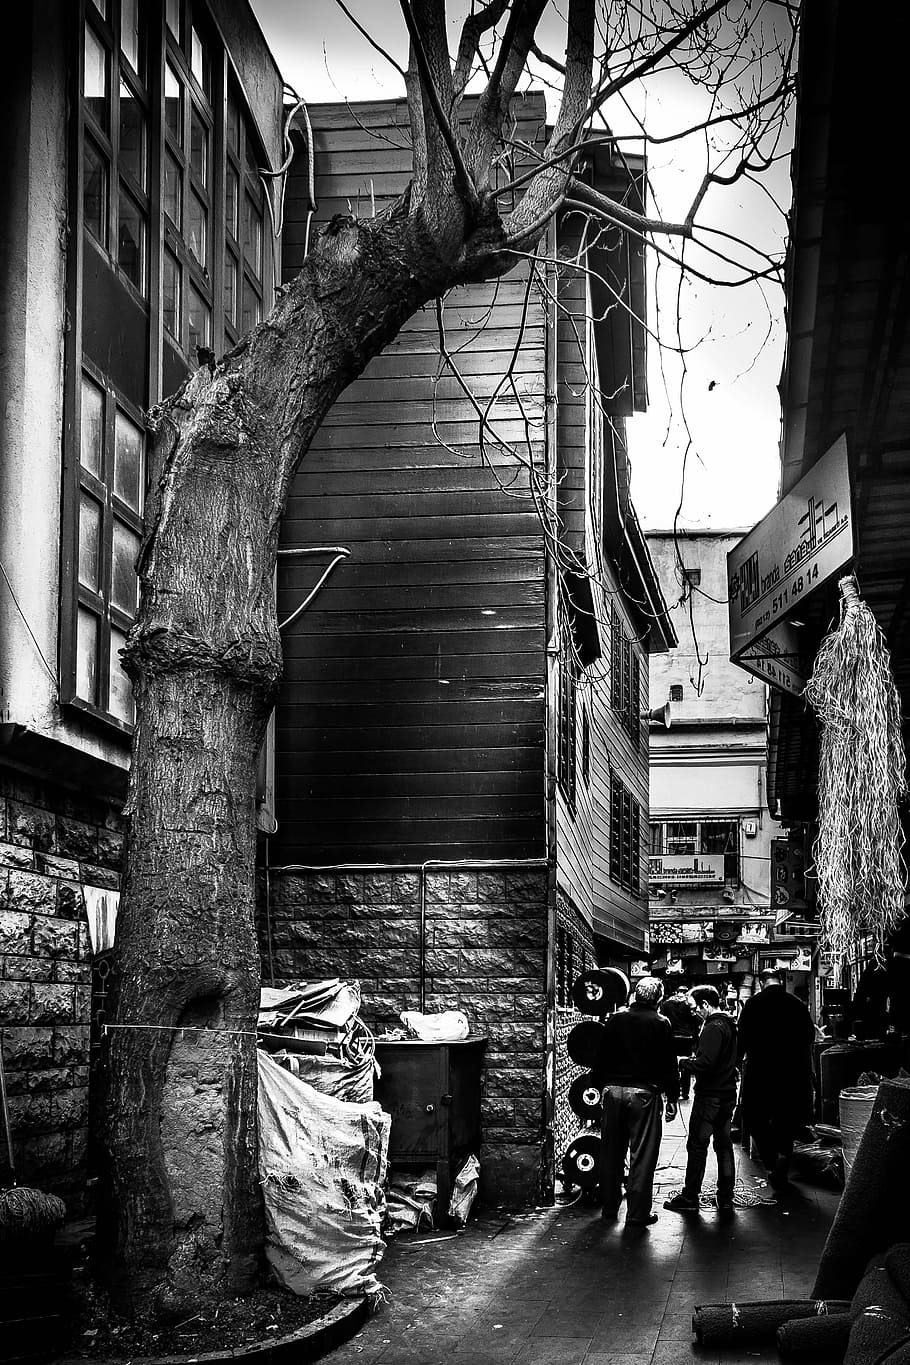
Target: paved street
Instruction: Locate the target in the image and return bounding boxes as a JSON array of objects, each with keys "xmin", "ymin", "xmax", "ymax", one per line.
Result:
[{"xmin": 327, "ymin": 1105, "xmax": 840, "ymax": 1365}]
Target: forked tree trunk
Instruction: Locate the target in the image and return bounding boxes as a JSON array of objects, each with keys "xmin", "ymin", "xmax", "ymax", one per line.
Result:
[{"xmin": 97, "ymin": 211, "xmax": 482, "ymax": 1312}]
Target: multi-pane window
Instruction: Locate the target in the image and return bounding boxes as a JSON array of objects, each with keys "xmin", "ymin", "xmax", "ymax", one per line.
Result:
[
  {"xmin": 71, "ymin": 0, "xmax": 275, "ymax": 727},
  {"xmin": 649, "ymin": 819, "xmax": 740, "ymax": 881},
  {"xmin": 609, "ymin": 774, "xmax": 641, "ymax": 894},
  {"xmin": 558, "ymin": 631, "xmax": 578, "ymax": 811},
  {"xmin": 223, "ymin": 84, "xmax": 266, "ymax": 345},
  {"xmin": 76, "ymin": 367, "xmax": 144, "ymax": 726},
  {"xmin": 610, "ymin": 604, "xmax": 641, "ymax": 747},
  {"xmin": 82, "ymin": 1, "xmax": 150, "ymax": 297}
]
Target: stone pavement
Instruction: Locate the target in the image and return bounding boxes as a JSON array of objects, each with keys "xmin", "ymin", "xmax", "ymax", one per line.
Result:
[{"xmin": 327, "ymin": 1104, "xmax": 841, "ymax": 1365}]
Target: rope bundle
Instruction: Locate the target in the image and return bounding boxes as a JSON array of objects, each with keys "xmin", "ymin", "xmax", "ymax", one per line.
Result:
[{"xmin": 804, "ymin": 575, "xmax": 907, "ymax": 963}]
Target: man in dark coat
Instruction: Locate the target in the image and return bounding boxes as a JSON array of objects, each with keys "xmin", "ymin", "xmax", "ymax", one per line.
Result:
[
  {"xmin": 736, "ymin": 968, "xmax": 815, "ymax": 1189},
  {"xmin": 660, "ymin": 984, "xmax": 698, "ymax": 1099},
  {"xmin": 591, "ymin": 976, "xmax": 680, "ymax": 1227},
  {"xmin": 664, "ymin": 985, "xmax": 738, "ymax": 1214}
]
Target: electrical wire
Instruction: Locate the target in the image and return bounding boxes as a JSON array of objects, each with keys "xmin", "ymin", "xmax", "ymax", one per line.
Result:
[{"xmin": 0, "ymin": 558, "xmax": 58, "ymax": 687}]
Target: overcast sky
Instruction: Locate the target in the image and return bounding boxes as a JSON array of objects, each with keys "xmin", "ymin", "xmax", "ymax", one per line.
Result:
[{"xmin": 251, "ymin": 0, "xmax": 792, "ymax": 532}]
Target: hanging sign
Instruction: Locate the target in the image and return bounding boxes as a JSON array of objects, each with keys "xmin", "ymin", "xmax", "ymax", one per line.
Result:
[
  {"xmin": 727, "ymin": 434, "xmax": 854, "ymax": 659},
  {"xmin": 735, "ymin": 621, "xmax": 806, "ymax": 696}
]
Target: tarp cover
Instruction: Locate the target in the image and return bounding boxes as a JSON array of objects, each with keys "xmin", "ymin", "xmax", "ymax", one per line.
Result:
[{"xmin": 257, "ymin": 1049, "xmax": 390, "ymax": 1297}]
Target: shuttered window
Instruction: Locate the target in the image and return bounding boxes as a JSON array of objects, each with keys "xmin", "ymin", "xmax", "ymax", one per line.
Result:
[
  {"xmin": 610, "ymin": 604, "xmax": 642, "ymax": 747},
  {"xmin": 558, "ymin": 634, "xmax": 578, "ymax": 811},
  {"xmin": 610, "ymin": 773, "xmax": 641, "ymax": 894}
]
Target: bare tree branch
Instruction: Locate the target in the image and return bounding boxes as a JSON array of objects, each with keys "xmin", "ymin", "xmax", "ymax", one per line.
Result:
[
  {"xmin": 465, "ymin": 0, "xmax": 549, "ymax": 191},
  {"xmin": 453, "ymin": 0, "xmax": 510, "ymax": 97}
]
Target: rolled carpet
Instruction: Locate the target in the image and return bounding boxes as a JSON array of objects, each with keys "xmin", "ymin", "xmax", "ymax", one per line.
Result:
[
  {"xmin": 813, "ymin": 1078, "xmax": 910, "ymax": 1300},
  {"xmin": 692, "ymin": 1300, "xmax": 851, "ymax": 1347},
  {"xmin": 843, "ymin": 1245, "xmax": 910, "ymax": 1365},
  {"xmin": 777, "ymin": 1312, "xmax": 853, "ymax": 1360}
]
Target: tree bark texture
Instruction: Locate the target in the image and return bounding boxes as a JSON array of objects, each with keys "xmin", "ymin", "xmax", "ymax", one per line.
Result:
[{"xmin": 98, "ymin": 207, "xmax": 511, "ymax": 1311}]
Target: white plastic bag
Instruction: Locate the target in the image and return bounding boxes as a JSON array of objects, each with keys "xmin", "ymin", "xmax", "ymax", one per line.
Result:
[
  {"xmin": 448, "ymin": 1154, "xmax": 480, "ymax": 1224},
  {"xmin": 257, "ymin": 1049, "xmax": 390, "ymax": 1297},
  {"xmin": 400, "ymin": 1009, "xmax": 469, "ymax": 1042}
]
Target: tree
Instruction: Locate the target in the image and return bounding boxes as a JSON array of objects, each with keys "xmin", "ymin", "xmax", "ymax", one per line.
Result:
[{"xmin": 98, "ymin": 0, "xmax": 797, "ymax": 1315}]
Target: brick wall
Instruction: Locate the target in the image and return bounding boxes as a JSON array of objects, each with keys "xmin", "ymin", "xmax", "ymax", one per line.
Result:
[
  {"xmin": 0, "ymin": 768, "xmax": 124, "ymax": 1209},
  {"xmin": 262, "ymin": 865, "xmax": 549, "ymax": 1207}
]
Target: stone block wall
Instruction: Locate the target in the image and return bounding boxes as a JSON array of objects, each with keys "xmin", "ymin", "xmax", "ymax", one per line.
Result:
[
  {"xmin": 261, "ymin": 864, "xmax": 549, "ymax": 1208},
  {"xmin": 0, "ymin": 768, "xmax": 124, "ymax": 1208},
  {"xmin": 554, "ymin": 893, "xmax": 597, "ymax": 1176}
]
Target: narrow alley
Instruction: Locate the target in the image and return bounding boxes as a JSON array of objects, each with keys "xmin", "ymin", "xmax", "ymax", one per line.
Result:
[{"xmin": 324, "ymin": 1107, "xmax": 839, "ymax": 1365}]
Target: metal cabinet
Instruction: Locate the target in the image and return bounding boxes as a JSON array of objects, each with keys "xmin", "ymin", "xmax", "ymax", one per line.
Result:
[{"xmin": 374, "ymin": 1037, "xmax": 486, "ymax": 1223}]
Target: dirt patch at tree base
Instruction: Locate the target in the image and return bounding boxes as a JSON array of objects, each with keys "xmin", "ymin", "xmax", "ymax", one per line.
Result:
[{"xmin": 62, "ymin": 1279, "xmax": 364, "ymax": 1362}]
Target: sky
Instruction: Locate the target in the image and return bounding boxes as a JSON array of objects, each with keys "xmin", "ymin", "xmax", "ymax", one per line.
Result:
[{"xmin": 250, "ymin": 0, "xmax": 792, "ymax": 532}]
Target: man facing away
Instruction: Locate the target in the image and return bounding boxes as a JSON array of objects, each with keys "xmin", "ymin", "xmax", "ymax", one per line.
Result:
[
  {"xmin": 664, "ymin": 985, "xmax": 738, "ymax": 1214},
  {"xmin": 660, "ymin": 983, "xmax": 698, "ymax": 1099},
  {"xmin": 736, "ymin": 968, "xmax": 815, "ymax": 1190},
  {"xmin": 591, "ymin": 976, "xmax": 680, "ymax": 1227}
]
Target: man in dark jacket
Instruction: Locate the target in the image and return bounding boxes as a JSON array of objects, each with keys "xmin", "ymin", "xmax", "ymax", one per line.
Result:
[
  {"xmin": 736, "ymin": 968, "xmax": 815, "ymax": 1189},
  {"xmin": 660, "ymin": 984, "xmax": 698, "ymax": 1099},
  {"xmin": 664, "ymin": 985, "xmax": 738, "ymax": 1214},
  {"xmin": 591, "ymin": 976, "xmax": 679, "ymax": 1227}
]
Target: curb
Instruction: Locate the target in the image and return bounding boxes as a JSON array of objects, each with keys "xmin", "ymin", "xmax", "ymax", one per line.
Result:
[{"xmin": 56, "ymin": 1295, "xmax": 370, "ymax": 1365}]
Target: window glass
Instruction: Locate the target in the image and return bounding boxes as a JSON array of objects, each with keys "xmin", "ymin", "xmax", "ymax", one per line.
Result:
[
  {"xmin": 112, "ymin": 522, "xmax": 141, "ymax": 612},
  {"xmin": 80, "ymin": 375, "xmax": 105, "ymax": 477},
  {"xmin": 165, "ymin": 0, "xmax": 180, "ymax": 39},
  {"xmin": 163, "ymin": 248, "xmax": 181, "ymax": 338},
  {"xmin": 190, "ymin": 107, "xmax": 208, "ymax": 186},
  {"xmin": 83, "ymin": 25, "xmax": 109, "ymax": 130},
  {"xmin": 244, "ymin": 132, "xmax": 259, "ymax": 182},
  {"xmin": 241, "ymin": 277, "xmax": 260, "ymax": 335},
  {"xmin": 114, "ymin": 409, "xmax": 144, "ymax": 510},
  {"xmin": 226, "ymin": 93, "xmax": 240, "ymax": 155},
  {"xmin": 164, "ymin": 62, "xmax": 182, "ymax": 146},
  {"xmin": 109, "ymin": 627, "xmax": 134, "ymax": 724},
  {"xmin": 191, "ymin": 26, "xmax": 210, "ymax": 95},
  {"xmin": 188, "ymin": 286, "xmax": 211, "ymax": 351},
  {"xmin": 666, "ymin": 822, "xmax": 697, "ymax": 855},
  {"xmin": 118, "ymin": 188, "xmax": 145, "ymax": 291},
  {"xmin": 119, "ymin": 81, "xmax": 146, "ymax": 188},
  {"xmin": 78, "ymin": 495, "xmax": 103, "ymax": 591},
  {"xmin": 120, "ymin": 0, "xmax": 143, "ymax": 77},
  {"xmin": 163, "ymin": 149, "xmax": 182, "ymax": 227},
  {"xmin": 244, "ymin": 195, "xmax": 262, "ymax": 276},
  {"xmin": 225, "ymin": 165, "xmax": 239, "ymax": 238},
  {"xmin": 76, "ymin": 608, "xmax": 100, "ymax": 705},
  {"xmin": 188, "ymin": 190, "xmax": 207, "ymax": 266},
  {"xmin": 90, "ymin": 0, "xmax": 108, "ymax": 17},
  {"xmin": 83, "ymin": 136, "xmax": 107, "ymax": 245},
  {"xmin": 223, "ymin": 252, "xmax": 237, "ymax": 328}
]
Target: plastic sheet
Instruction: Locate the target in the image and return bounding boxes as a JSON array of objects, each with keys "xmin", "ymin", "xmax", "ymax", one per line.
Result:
[
  {"xmin": 840, "ymin": 1085, "xmax": 879, "ymax": 1182},
  {"xmin": 448, "ymin": 1154, "xmax": 480, "ymax": 1225},
  {"xmin": 257, "ymin": 1049, "xmax": 390, "ymax": 1297},
  {"xmin": 400, "ymin": 1010, "xmax": 469, "ymax": 1042},
  {"xmin": 384, "ymin": 1171, "xmax": 437, "ymax": 1235}
]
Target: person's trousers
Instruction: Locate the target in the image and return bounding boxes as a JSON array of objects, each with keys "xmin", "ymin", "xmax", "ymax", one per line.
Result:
[
  {"xmin": 674, "ymin": 1037, "xmax": 694, "ymax": 1098},
  {"xmin": 683, "ymin": 1094, "xmax": 736, "ymax": 1202},
  {"xmin": 747, "ymin": 1107, "xmax": 797, "ymax": 1172},
  {"xmin": 599, "ymin": 1084, "xmax": 662, "ymax": 1221}
]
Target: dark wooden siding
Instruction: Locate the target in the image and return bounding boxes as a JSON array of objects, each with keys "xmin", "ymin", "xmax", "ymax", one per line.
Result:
[
  {"xmin": 274, "ymin": 98, "xmax": 549, "ymax": 864},
  {"xmin": 552, "ymin": 205, "xmax": 651, "ymax": 954}
]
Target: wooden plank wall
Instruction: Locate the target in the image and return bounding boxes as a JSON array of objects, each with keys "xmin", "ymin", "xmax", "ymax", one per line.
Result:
[
  {"xmin": 273, "ymin": 98, "xmax": 550, "ymax": 863},
  {"xmin": 553, "ymin": 214, "xmax": 650, "ymax": 953}
]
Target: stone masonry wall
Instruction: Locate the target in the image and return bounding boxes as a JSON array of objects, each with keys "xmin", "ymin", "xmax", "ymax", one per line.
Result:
[
  {"xmin": 261, "ymin": 865, "xmax": 549, "ymax": 1208},
  {"xmin": 0, "ymin": 767, "xmax": 124, "ymax": 1209}
]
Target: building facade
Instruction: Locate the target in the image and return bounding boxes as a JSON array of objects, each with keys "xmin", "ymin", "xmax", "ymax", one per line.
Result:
[
  {"xmin": 646, "ymin": 531, "xmax": 794, "ymax": 993},
  {"xmin": 262, "ymin": 97, "xmax": 674, "ymax": 1206},
  {"xmin": 0, "ymin": 0, "xmax": 282, "ymax": 1204}
]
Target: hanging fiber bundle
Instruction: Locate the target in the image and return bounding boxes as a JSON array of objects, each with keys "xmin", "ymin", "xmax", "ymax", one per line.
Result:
[{"xmin": 804, "ymin": 574, "xmax": 907, "ymax": 963}]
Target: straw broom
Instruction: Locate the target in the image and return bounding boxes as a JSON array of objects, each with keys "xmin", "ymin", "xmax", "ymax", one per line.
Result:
[
  {"xmin": 0, "ymin": 1030, "xmax": 67, "ymax": 1241},
  {"xmin": 803, "ymin": 574, "xmax": 908, "ymax": 964}
]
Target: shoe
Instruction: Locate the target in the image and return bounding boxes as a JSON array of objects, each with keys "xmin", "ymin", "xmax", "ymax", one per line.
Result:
[
  {"xmin": 663, "ymin": 1192, "xmax": 699, "ymax": 1212},
  {"xmin": 717, "ymin": 1201, "xmax": 735, "ymax": 1217},
  {"xmin": 626, "ymin": 1213, "xmax": 659, "ymax": 1226}
]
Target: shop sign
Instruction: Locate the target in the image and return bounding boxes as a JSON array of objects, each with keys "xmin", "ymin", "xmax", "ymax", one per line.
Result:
[
  {"xmin": 648, "ymin": 853, "xmax": 725, "ymax": 885},
  {"xmin": 735, "ymin": 621, "xmax": 806, "ymax": 697},
  {"xmin": 703, "ymin": 947, "xmax": 738, "ymax": 963},
  {"xmin": 727, "ymin": 434, "xmax": 854, "ymax": 658}
]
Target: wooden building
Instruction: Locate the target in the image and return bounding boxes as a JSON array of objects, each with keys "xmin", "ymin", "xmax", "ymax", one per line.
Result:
[
  {"xmin": 0, "ymin": 0, "xmax": 282, "ymax": 1204},
  {"xmin": 264, "ymin": 96, "xmax": 675, "ymax": 1205}
]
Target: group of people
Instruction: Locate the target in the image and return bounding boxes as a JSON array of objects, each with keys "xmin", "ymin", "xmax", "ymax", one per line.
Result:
[{"xmin": 589, "ymin": 969, "xmax": 815, "ymax": 1227}]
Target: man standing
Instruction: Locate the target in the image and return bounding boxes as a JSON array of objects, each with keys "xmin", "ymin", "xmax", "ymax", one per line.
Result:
[
  {"xmin": 660, "ymin": 984, "xmax": 698, "ymax": 1099},
  {"xmin": 664, "ymin": 985, "xmax": 738, "ymax": 1214},
  {"xmin": 736, "ymin": 968, "xmax": 815, "ymax": 1189},
  {"xmin": 592, "ymin": 977, "xmax": 679, "ymax": 1227}
]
